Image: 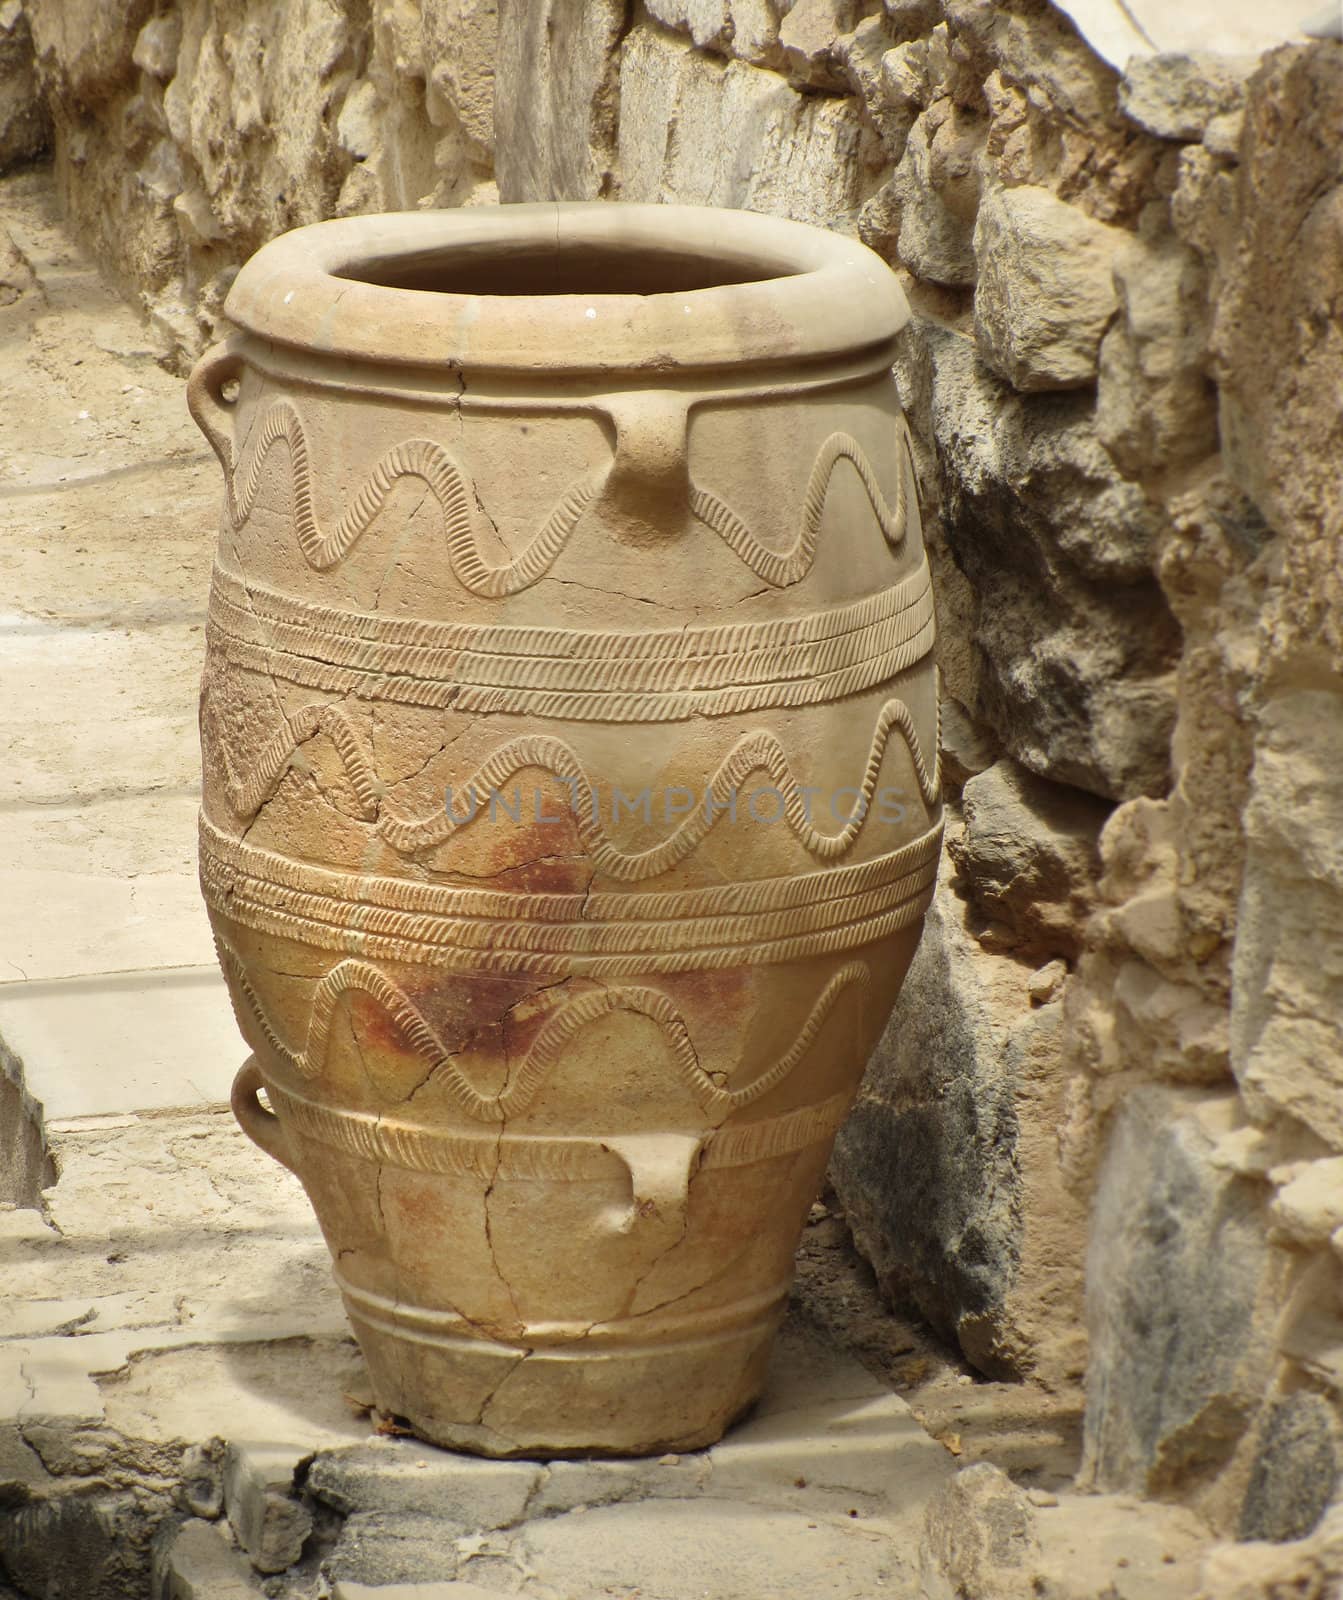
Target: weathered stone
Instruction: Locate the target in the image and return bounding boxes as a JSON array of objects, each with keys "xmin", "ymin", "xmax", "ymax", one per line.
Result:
[
  {"xmin": 0, "ymin": 3, "xmax": 48, "ymax": 171},
  {"xmin": 177, "ymin": 1442, "xmax": 223, "ymax": 1520},
  {"xmin": 1082, "ymin": 1087, "xmax": 1288, "ymax": 1496},
  {"xmin": 325, "ymin": 1513, "xmax": 466, "ymax": 1585},
  {"xmin": 973, "ymin": 183, "xmax": 1123, "ymax": 391},
  {"xmin": 0, "ymin": 1489, "xmax": 155, "ymax": 1600},
  {"xmin": 643, "ymin": 0, "xmax": 787, "ymax": 64},
  {"xmin": 131, "ymin": 14, "xmax": 181, "ymax": 82},
  {"xmin": 920, "ymin": 1462, "xmax": 1043, "ymax": 1600},
  {"xmin": 893, "ymin": 98, "xmax": 984, "ymax": 285},
  {"xmin": 1269, "ymin": 1158, "xmax": 1343, "ymax": 1248},
  {"xmin": 153, "ymin": 1517, "xmax": 263, "ymax": 1600},
  {"xmin": 951, "ymin": 758, "xmax": 1109, "ymax": 958},
  {"xmin": 1028, "ymin": 959, "xmax": 1067, "ymax": 1005},
  {"xmin": 1096, "ymin": 231, "xmax": 1217, "ymax": 473},
  {"xmin": 834, "ymin": 16, "xmax": 914, "ymax": 158},
  {"xmin": 1232, "ymin": 690, "xmax": 1343, "ymax": 1148},
  {"xmin": 516, "ymin": 1500, "xmax": 910, "ymax": 1600},
  {"xmin": 1199, "ymin": 1507, "xmax": 1343, "ymax": 1598},
  {"xmin": 1238, "ymin": 1392, "xmax": 1338, "ymax": 1543},
  {"xmin": 493, "ymin": 0, "xmax": 624, "ymax": 200},
  {"xmin": 222, "ymin": 1442, "xmax": 312, "ymax": 1575},
  {"xmin": 926, "ymin": 322, "xmax": 1178, "ymax": 800},
  {"xmin": 833, "ymin": 866, "xmax": 1087, "ymax": 1383},
  {"xmin": 618, "ymin": 27, "xmax": 875, "ymax": 226},
  {"xmin": 778, "ymin": 0, "xmax": 865, "ymax": 90},
  {"xmin": 939, "ymin": 693, "xmax": 1000, "ymax": 791},
  {"xmin": 421, "ymin": 0, "xmax": 497, "ymax": 160},
  {"xmin": 308, "ymin": 1442, "xmax": 539, "ymax": 1527},
  {"xmin": 25, "ymin": 0, "xmax": 153, "ymax": 109},
  {"xmin": 1120, "ymin": 52, "xmax": 1256, "ymax": 143}
]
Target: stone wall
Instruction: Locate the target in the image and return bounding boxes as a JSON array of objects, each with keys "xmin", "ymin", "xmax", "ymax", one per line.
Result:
[{"xmin": 4, "ymin": 0, "xmax": 1341, "ymax": 1547}]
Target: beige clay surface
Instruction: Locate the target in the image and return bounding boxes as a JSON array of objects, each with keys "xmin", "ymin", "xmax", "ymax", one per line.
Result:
[{"xmin": 193, "ymin": 203, "xmax": 943, "ymax": 1456}]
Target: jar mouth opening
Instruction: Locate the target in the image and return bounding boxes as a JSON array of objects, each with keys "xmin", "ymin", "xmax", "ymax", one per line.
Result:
[
  {"xmin": 223, "ymin": 203, "xmax": 909, "ymax": 375},
  {"xmin": 334, "ymin": 240, "xmax": 801, "ymax": 299}
]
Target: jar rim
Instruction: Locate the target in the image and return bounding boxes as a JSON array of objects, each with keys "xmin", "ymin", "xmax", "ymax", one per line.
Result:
[{"xmin": 222, "ymin": 202, "xmax": 909, "ymax": 376}]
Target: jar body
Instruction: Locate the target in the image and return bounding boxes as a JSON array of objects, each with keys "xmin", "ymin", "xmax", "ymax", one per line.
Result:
[{"xmin": 195, "ymin": 204, "xmax": 941, "ymax": 1456}]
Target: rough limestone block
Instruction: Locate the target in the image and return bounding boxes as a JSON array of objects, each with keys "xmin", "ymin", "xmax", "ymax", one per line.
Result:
[
  {"xmin": 893, "ymin": 102, "xmax": 983, "ymax": 286},
  {"xmin": 1238, "ymin": 1393, "xmax": 1338, "ymax": 1543},
  {"xmin": 0, "ymin": 2, "xmax": 48, "ymax": 172},
  {"xmin": 618, "ymin": 27, "xmax": 871, "ymax": 228},
  {"xmin": 1096, "ymin": 232, "xmax": 1217, "ymax": 474},
  {"xmin": 222, "ymin": 1442, "xmax": 313, "ymax": 1575},
  {"xmin": 1119, "ymin": 52, "xmax": 1256, "ymax": 142},
  {"xmin": 642, "ymin": 0, "xmax": 785, "ymax": 63},
  {"xmin": 493, "ymin": 0, "xmax": 626, "ymax": 200},
  {"xmin": 1232, "ymin": 690, "xmax": 1343, "ymax": 1149},
  {"xmin": 308, "ymin": 1441, "xmax": 540, "ymax": 1527},
  {"xmin": 832, "ymin": 866, "xmax": 1087, "ymax": 1382},
  {"xmin": 153, "ymin": 1517, "xmax": 264, "ymax": 1600},
  {"xmin": 1081, "ymin": 1087, "xmax": 1288, "ymax": 1496},
  {"xmin": 920, "ymin": 1462, "xmax": 1044, "ymax": 1600},
  {"xmin": 0, "ymin": 1489, "xmax": 147, "ymax": 1600},
  {"xmin": 950, "ymin": 757, "xmax": 1109, "ymax": 958},
  {"xmin": 324, "ymin": 1513, "xmax": 465, "ymax": 1586},
  {"xmin": 921, "ymin": 321, "xmax": 1178, "ymax": 802},
  {"xmin": 972, "ymin": 184, "xmax": 1124, "ymax": 392},
  {"xmin": 130, "ymin": 12, "xmax": 180, "ymax": 80},
  {"xmin": 1199, "ymin": 1507, "xmax": 1343, "ymax": 1600},
  {"xmin": 1269, "ymin": 1157, "xmax": 1343, "ymax": 1248},
  {"xmin": 778, "ymin": 0, "xmax": 863, "ymax": 89}
]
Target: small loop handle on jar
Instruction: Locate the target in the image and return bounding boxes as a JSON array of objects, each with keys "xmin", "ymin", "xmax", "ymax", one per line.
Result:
[
  {"xmin": 231, "ymin": 1056, "xmax": 299, "ymax": 1175},
  {"xmin": 186, "ymin": 334, "xmax": 248, "ymax": 474}
]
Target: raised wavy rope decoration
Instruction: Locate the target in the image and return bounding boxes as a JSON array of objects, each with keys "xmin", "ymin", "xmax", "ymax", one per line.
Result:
[
  {"xmin": 218, "ymin": 402, "xmax": 910, "ymax": 591},
  {"xmin": 219, "ymin": 401, "xmax": 603, "ymax": 597},
  {"xmin": 217, "ymin": 938, "xmax": 867, "ymax": 1120},
  {"xmin": 206, "ymin": 692, "xmax": 942, "ymax": 879},
  {"xmin": 688, "ymin": 427, "xmax": 910, "ymax": 588}
]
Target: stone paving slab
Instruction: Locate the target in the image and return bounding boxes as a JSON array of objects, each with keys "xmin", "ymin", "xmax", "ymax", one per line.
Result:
[
  {"xmin": 0, "ymin": 1089, "xmax": 1222, "ymax": 1597},
  {"xmin": 0, "ymin": 167, "xmax": 236, "ymax": 1141}
]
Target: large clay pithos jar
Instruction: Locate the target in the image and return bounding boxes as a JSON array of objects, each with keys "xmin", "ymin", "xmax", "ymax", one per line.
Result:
[{"xmin": 190, "ymin": 204, "xmax": 942, "ymax": 1457}]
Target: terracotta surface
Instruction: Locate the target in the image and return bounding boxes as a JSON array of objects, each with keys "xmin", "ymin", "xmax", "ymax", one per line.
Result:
[{"xmin": 190, "ymin": 202, "xmax": 942, "ymax": 1457}]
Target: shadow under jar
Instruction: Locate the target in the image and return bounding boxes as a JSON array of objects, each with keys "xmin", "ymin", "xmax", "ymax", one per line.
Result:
[{"xmin": 190, "ymin": 202, "xmax": 943, "ymax": 1457}]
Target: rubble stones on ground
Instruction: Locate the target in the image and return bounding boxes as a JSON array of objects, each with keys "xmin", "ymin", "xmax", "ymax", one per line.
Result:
[
  {"xmin": 222, "ymin": 1442, "xmax": 314, "ymax": 1574},
  {"xmin": 920, "ymin": 1460, "xmax": 1213, "ymax": 1600},
  {"xmin": 1200, "ymin": 1509, "xmax": 1343, "ymax": 1598},
  {"xmin": 920, "ymin": 1462, "xmax": 1044, "ymax": 1600},
  {"xmin": 152, "ymin": 1518, "xmax": 263, "ymax": 1600}
]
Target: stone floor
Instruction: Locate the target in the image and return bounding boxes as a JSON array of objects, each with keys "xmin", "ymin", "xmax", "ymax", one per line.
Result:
[
  {"xmin": 0, "ymin": 164, "xmax": 1240, "ymax": 1598},
  {"xmin": 0, "ymin": 164, "xmax": 238, "ymax": 1143}
]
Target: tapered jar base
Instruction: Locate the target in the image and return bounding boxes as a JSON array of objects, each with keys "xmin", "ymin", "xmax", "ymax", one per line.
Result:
[{"xmin": 346, "ymin": 1295, "xmax": 781, "ymax": 1458}]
